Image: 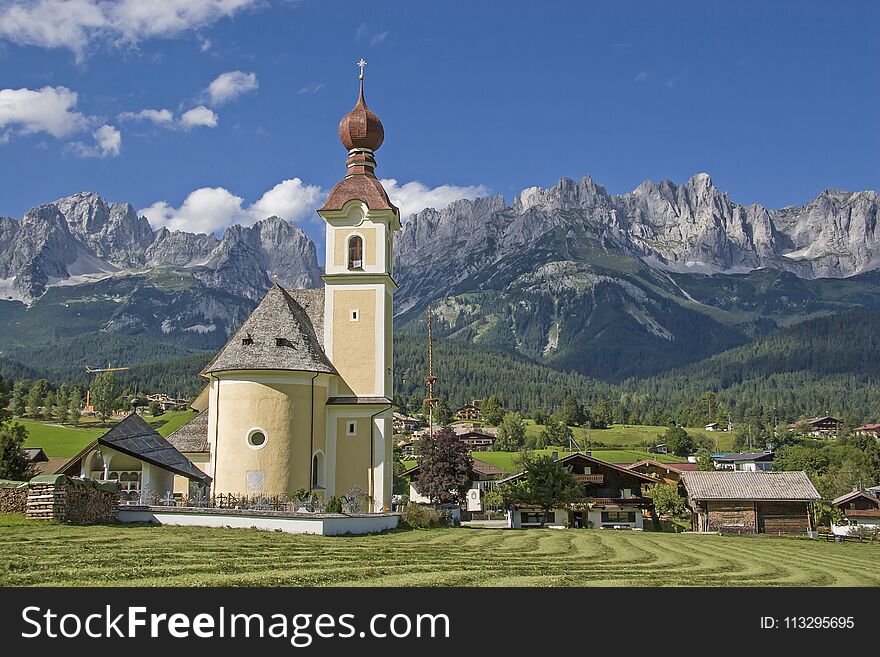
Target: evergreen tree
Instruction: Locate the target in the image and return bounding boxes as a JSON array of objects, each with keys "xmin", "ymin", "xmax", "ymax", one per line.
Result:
[
  {"xmin": 591, "ymin": 399, "xmax": 613, "ymax": 429},
  {"xmin": 66, "ymin": 386, "xmax": 82, "ymax": 426},
  {"xmin": 43, "ymin": 390, "xmax": 56, "ymax": 421},
  {"xmin": 434, "ymin": 397, "xmax": 453, "ymax": 425},
  {"xmin": 11, "ymin": 380, "xmax": 28, "ymax": 418},
  {"xmin": 561, "ymin": 394, "xmax": 586, "ymax": 426},
  {"xmin": 481, "ymin": 394, "xmax": 505, "ymax": 426},
  {"xmin": 0, "ymin": 419, "xmax": 34, "ymax": 480},
  {"xmin": 26, "ymin": 380, "xmax": 49, "ymax": 419},
  {"xmin": 0, "ymin": 375, "xmax": 8, "ymax": 415}
]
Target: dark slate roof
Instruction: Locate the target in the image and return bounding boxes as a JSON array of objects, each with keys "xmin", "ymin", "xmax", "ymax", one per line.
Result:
[
  {"xmin": 24, "ymin": 448, "xmax": 48, "ymax": 462},
  {"xmin": 166, "ymin": 410, "xmax": 209, "ymax": 453},
  {"xmin": 98, "ymin": 414, "xmax": 211, "ymax": 482},
  {"xmin": 200, "ymin": 284, "xmax": 336, "ymax": 376},
  {"xmin": 680, "ymin": 471, "xmax": 820, "ymax": 501}
]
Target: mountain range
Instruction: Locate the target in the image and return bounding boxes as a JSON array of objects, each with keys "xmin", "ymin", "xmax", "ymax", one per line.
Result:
[{"xmin": 0, "ymin": 174, "xmax": 878, "ymax": 387}]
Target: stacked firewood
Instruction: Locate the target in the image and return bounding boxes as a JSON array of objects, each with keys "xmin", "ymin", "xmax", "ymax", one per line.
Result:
[
  {"xmin": 0, "ymin": 486, "xmax": 27, "ymax": 514},
  {"xmin": 26, "ymin": 476, "xmax": 119, "ymax": 524}
]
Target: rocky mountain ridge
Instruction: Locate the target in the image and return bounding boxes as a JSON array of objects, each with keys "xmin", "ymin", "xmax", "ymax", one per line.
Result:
[{"xmin": 0, "ymin": 192, "xmax": 321, "ymax": 302}]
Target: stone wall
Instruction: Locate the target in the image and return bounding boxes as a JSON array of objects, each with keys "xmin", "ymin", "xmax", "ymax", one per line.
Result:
[
  {"xmin": 0, "ymin": 480, "xmax": 28, "ymax": 514},
  {"xmin": 26, "ymin": 475, "xmax": 119, "ymax": 524}
]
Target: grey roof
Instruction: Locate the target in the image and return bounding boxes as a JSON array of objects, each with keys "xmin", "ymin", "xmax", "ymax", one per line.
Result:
[
  {"xmin": 24, "ymin": 448, "xmax": 48, "ymax": 462},
  {"xmin": 166, "ymin": 410, "xmax": 209, "ymax": 453},
  {"xmin": 201, "ymin": 285, "xmax": 336, "ymax": 376},
  {"xmin": 326, "ymin": 396, "xmax": 393, "ymax": 405},
  {"xmin": 680, "ymin": 471, "xmax": 820, "ymax": 501},
  {"xmin": 832, "ymin": 489, "xmax": 880, "ymax": 506},
  {"xmin": 98, "ymin": 414, "xmax": 211, "ymax": 482},
  {"xmin": 286, "ymin": 288, "xmax": 326, "ymax": 349},
  {"xmin": 711, "ymin": 451, "xmax": 774, "ymax": 462}
]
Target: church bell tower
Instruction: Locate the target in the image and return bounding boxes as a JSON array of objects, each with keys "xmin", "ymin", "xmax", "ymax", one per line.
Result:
[{"xmin": 318, "ymin": 60, "xmax": 401, "ymax": 400}]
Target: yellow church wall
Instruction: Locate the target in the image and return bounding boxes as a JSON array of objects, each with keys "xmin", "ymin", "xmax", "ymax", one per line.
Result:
[
  {"xmin": 385, "ymin": 290, "xmax": 393, "ymax": 396},
  {"xmin": 333, "ymin": 227, "xmax": 377, "ymax": 269},
  {"xmin": 331, "ymin": 289, "xmax": 377, "ymax": 395},
  {"xmin": 210, "ymin": 375, "xmax": 328, "ymax": 496},
  {"xmin": 334, "ymin": 416, "xmax": 371, "ymax": 504},
  {"xmin": 173, "ymin": 452, "xmax": 211, "ymax": 495}
]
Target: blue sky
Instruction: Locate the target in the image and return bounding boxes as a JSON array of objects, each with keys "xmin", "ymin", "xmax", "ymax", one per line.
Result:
[{"xmin": 1, "ymin": 0, "xmax": 877, "ymax": 246}]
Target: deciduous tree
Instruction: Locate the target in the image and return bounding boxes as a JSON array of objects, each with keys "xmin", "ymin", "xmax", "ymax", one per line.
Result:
[
  {"xmin": 497, "ymin": 452, "xmax": 582, "ymax": 526},
  {"xmin": 414, "ymin": 427, "xmax": 473, "ymax": 505},
  {"xmin": 481, "ymin": 394, "xmax": 505, "ymax": 426},
  {"xmin": 495, "ymin": 412, "xmax": 526, "ymax": 451}
]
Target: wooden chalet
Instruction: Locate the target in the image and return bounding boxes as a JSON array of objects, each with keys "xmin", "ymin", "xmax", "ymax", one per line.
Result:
[
  {"xmin": 854, "ymin": 423, "xmax": 880, "ymax": 439},
  {"xmin": 790, "ymin": 416, "xmax": 841, "ymax": 436},
  {"xmin": 626, "ymin": 459, "xmax": 699, "ymax": 485},
  {"xmin": 499, "ymin": 453, "xmax": 658, "ymax": 530},
  {"xmin": 679, "ymin": 471, "xmax": 820, "ymax": 536},
  {"xmin": 455, "ymin": 403, "xmax": 482, "ymax": 422},
  {"xmin": 831, "ymin": 488, "xmax": 880, "ymax": 536}
]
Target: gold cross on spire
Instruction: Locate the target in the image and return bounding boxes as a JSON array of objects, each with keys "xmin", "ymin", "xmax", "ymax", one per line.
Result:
[{"xmin": 357, "ymin": 58, "xmax": 367, "ymax": 80}]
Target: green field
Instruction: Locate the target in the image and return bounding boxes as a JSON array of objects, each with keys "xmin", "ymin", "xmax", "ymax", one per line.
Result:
[
  {"xmin": 18, "ymin": 410, "xmax": 199, "ymax": 458},
  {"xmin": 470, "ymin": 448, "xmax": 683, "ymax": 474},
  {"xmin": 524, "ymin": 421, "xmax": 735, "ymax": 452},
  {"xmin": 0, "ymin": 517, "xmax": 877, "ymax": 586}
]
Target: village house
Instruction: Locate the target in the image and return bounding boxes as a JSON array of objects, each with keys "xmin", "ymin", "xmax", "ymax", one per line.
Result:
[
  {"xmin": 501, "ymin": 453, "xmax": 658, "ymax": 530},
  {"xmin": 393, "ymin": 412, "xmax": 420, "ymax": 433},
  {"xmin": 454, "ymin": 403, "xmax": 482, "ymax": 422},
  {"xmin": 679, "ymin": 470, "xmax": 820, "ymax": 536},
  {"xmin": 625, "ymin": 459, "xmax": 699, "ymax": 485},
  {"xmin": 710, "ymin": 451, "xmax": 774, "ymax": 472},
  {"xmin": 146, "ymin": 393, "xmax": 191, "ymax": 412},
  {"xmin": 831, "ymin": 488, "xmax": 880, "ymax": 536},
  {"xmin": 402, "ymin": 459, "xmax": 504, "ymax": 512},
  {"xmin": 452, "ymin": 423, "xmax": 498, "ymax": 451},
  {"xmin": 854, "ymin": 423, "xmax": 880, "ymax": 439},
  {"xmin": 790, "ymin": 416, "xmax": 841, "ymax": 437}
]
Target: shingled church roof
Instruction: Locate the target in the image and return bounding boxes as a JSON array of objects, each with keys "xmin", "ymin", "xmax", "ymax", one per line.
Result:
[
  {"xmin": 166, "ymin": 410, "xmax": 209, "ymax": 453},
  {"xmin": 200, "ymin": 285, "xmax": 336, "ymax": 377}
]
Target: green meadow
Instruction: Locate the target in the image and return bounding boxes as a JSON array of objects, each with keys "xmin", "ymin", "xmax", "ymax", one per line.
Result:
[{"xmin": 0, "ymin": 516, "xmax": 876, "ymax": 587}]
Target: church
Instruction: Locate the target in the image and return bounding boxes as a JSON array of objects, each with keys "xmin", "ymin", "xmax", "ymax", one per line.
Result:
[{"xmin": 169, "ymin": 65, "xmax": 400, "ymax": 512}]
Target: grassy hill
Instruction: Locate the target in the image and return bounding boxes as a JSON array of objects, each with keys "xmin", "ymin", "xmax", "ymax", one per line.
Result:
[
  {"xmin": 19, "ymin": 410, "xmax": 199, "ymax": 459},
  {"xmin": 522, "ymin": 421, "xmax": 734, "ymax": 451}
]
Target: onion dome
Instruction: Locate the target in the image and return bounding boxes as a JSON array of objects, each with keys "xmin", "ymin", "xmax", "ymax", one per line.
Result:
[{"xmin": 338, "ymin": 78, "xmax": 384, "ymax": 152}]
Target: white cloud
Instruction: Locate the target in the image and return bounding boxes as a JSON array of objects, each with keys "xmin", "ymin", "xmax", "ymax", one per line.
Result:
[
  {"xmin": 297, "ymin": 83, "xmax": 325, "ymax": 95},
  {"xmin": 179, "ymin": 105, "xmax": 218, "ymax": 129},
  {"xmin": 634, "ymin": 71, "xmax": 653, "ymax": 83},
  {"xmin": 118, "ymin": 108, "xmax": 174, "ymax": 126},
  {"xmin": 250, "ymin": 179, "xmax": 323, "ymax": 222},
  {"xmin": 370, "ymin": 30, "xmax": 389, "ymax": 46},
  {"xmin": 0, "ymin": 85, "xmax": 88, "ymax": 138},
  {"xmin": 68, "ymin": 123, "xmax": 121, "ymax": 158},
  {"xmin": 141, "ymin": 178, "xmax": 489, "ymax": 234},
  {"xmin": 380, "ymin": 179, "xmax": 490, "ymax": 219},
  {"xmin": 206, "ymin": 70, "xmax": 258, "ymax": 105},
  {"xmin": 0, "ymin": 0, "xmax": 261, "ymax": 62},
  {"xmin": 142, "ymin": 178, "xmax": 323, "ymax": 234}
]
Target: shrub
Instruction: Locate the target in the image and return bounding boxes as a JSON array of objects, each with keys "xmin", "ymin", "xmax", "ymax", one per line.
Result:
[
  {"xmin": 325, "ymin": 496, "xmax": 343, "ymax": 513},
  {"xmin": 401, "ymin": 504, "xmax": 447, "ymax": 529}
]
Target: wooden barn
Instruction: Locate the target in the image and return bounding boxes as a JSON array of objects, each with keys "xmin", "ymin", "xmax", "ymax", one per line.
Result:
[{"xmin": 679, "ymin": 471, "xmax": 820, "ymax": 536}]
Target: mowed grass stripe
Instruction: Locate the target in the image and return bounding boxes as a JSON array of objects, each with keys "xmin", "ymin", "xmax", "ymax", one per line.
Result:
[{"xmin": 1, "ymin": 522, "xmax": 879, "ymax": 587}]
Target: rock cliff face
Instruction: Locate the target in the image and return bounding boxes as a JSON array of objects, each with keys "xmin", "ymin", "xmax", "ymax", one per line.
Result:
[{"xmin": 0, "ymin": 193, "xmax": 322, "ymax": 302}]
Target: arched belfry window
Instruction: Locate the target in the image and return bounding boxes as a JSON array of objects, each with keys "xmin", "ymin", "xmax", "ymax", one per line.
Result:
[{"xmin": 347, "ymin": 235, "xmax": 363, "ymax": 270}]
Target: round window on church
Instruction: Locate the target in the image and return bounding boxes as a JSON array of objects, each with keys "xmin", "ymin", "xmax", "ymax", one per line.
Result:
[{"xmin": 247, "ymin": 429, "xmax": 267, "ymax": 450}]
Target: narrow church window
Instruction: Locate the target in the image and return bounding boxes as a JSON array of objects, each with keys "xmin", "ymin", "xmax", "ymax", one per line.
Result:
[
  {"xmin": 348, "ymin": 235, "xmax": 363, "ymax": 269},
  {"xmin": 312, "ymin": 452, "xmax": 324, "ymax": 488},
  {"xmin": 350, "ymin": 309, "xmax": 359, "ymax": 321},
  {"xmin": 346, "ymin": 421, "xmax": 357, "ymax": 436},
  {"xmin": 247, "ymin": 429, "xmax": 267, "ymax": 449}
]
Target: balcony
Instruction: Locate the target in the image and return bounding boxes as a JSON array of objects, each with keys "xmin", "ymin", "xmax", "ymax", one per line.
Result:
[
  {"xmin": 575, "ymin": 473, "xmax": 604, "ymax": 484},
  {"xmin": 843, "ymin": 509, "xmax": 880, "ymax": 518}
]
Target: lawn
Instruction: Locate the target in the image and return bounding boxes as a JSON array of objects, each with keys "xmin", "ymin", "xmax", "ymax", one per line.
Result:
[
  {"xmin": 17, "ymin": 410, "xmax": 198, "ymax": 458},
  {"xmin": 0, "ymin": 517, "xmax": 877, "ymax": 586},
  {"xmin": 524, "ymin": 421, "xmax": 735, "ymax": 452}
]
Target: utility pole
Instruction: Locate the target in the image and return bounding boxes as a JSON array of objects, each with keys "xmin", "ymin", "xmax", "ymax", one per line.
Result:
[{"xmin": 424, "ymin": 306, "xmax": 438, "ymax": 438}]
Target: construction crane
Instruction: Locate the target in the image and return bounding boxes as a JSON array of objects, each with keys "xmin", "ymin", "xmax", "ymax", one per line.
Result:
[{"xmin": 84, "ymin": 363, "xmax": 129, "ymax": 408}]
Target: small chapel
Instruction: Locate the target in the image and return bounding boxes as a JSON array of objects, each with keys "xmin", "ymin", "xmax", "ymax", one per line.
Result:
[{"xmin": 168, "ymin": 64, "xmax": 401, "ymax": 512}]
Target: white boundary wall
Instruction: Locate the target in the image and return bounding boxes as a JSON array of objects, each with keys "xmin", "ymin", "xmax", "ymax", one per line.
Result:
[{"xmin": 117, "ymin": 507, "xmax": 399, "ymax": 536}]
